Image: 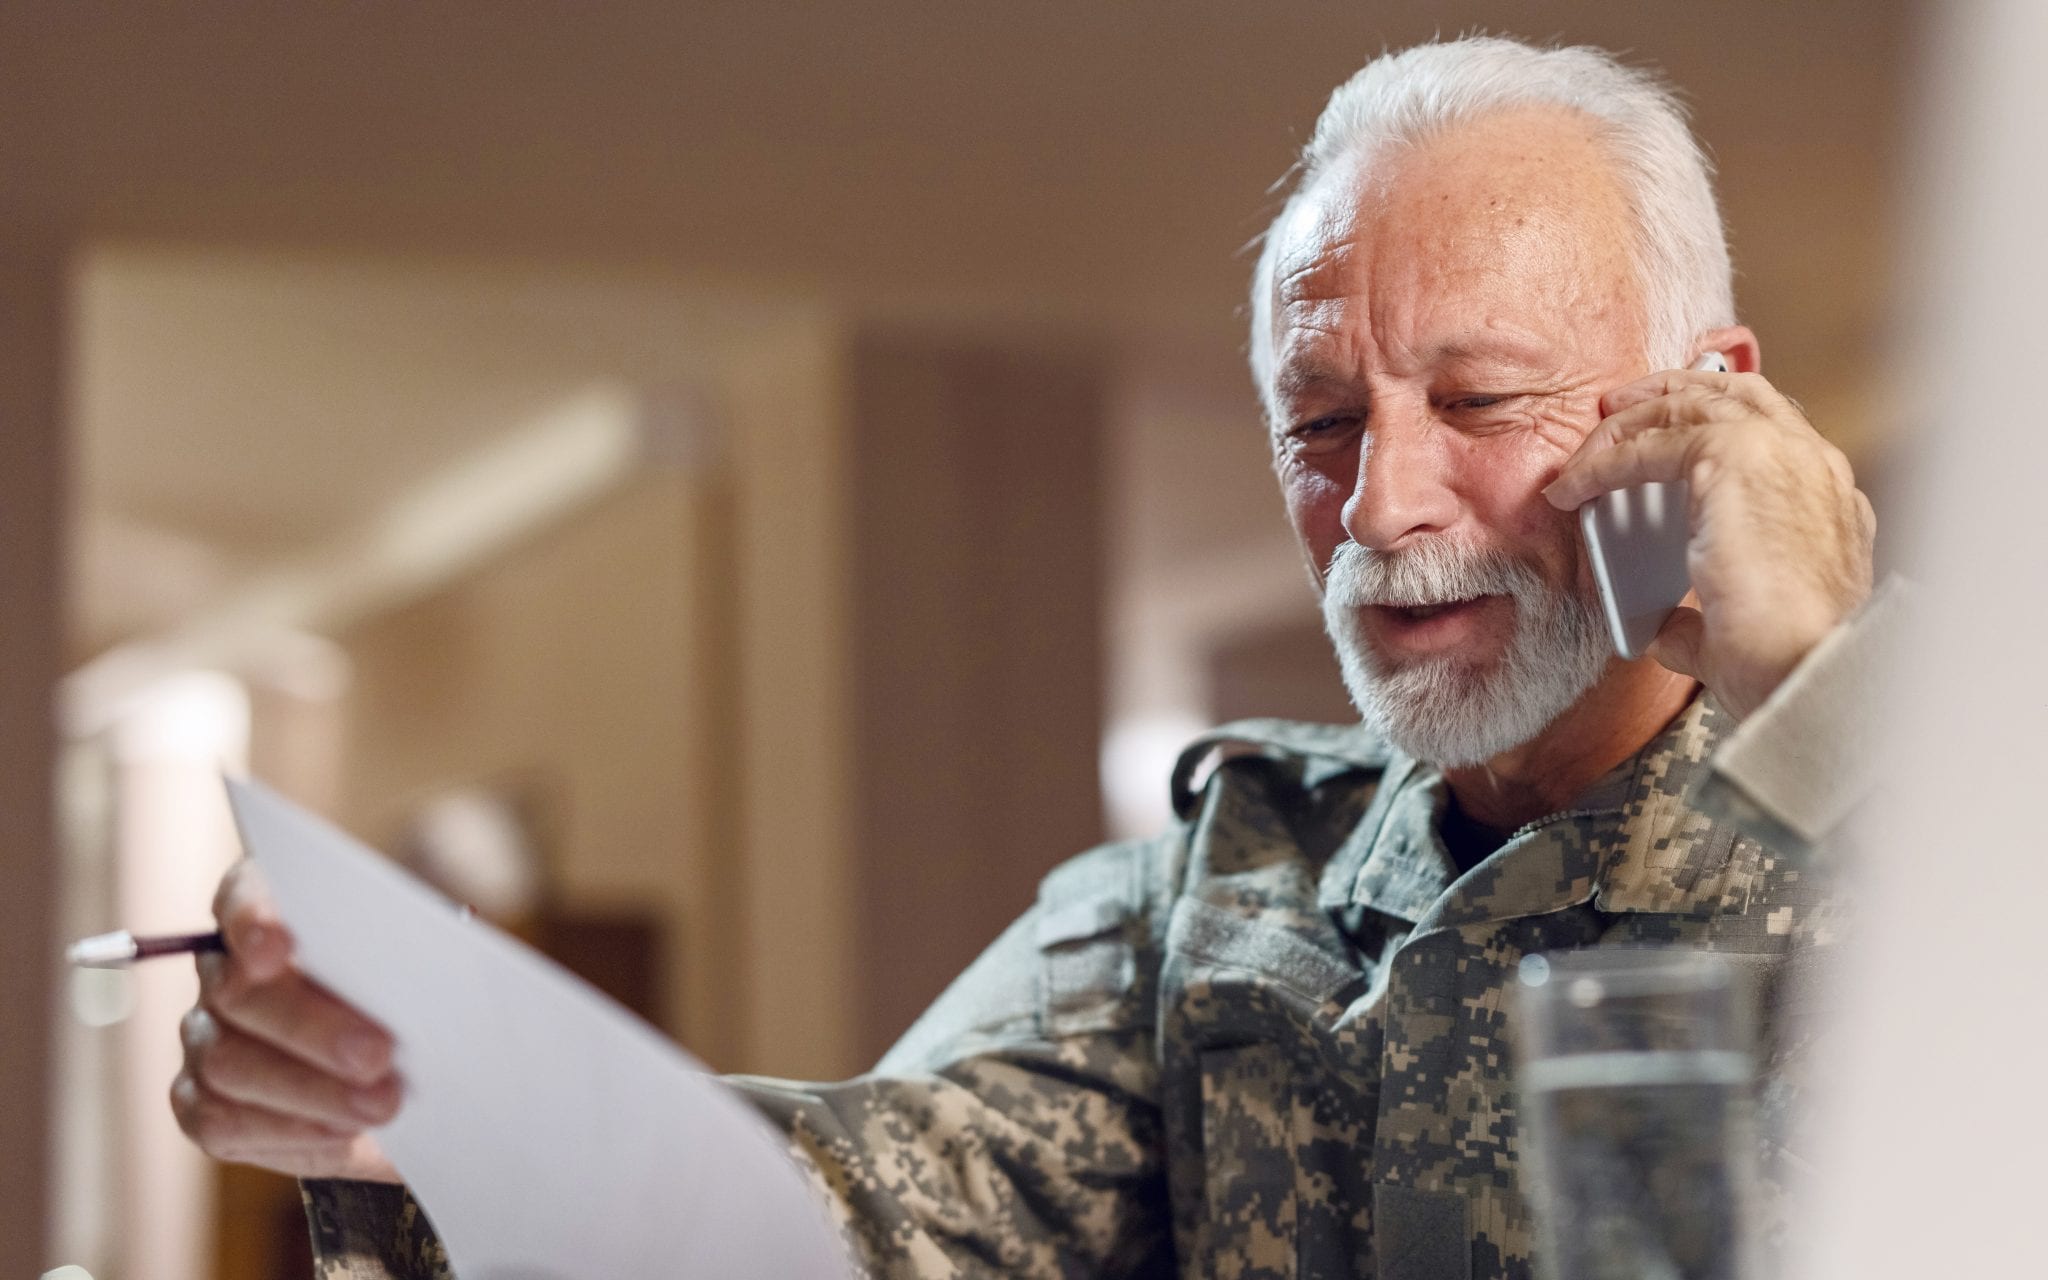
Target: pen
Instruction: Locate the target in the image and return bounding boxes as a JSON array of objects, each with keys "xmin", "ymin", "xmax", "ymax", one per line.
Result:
[{"xmin": 67, "ymin": 930, "xmax": 226, "ymax": 968}]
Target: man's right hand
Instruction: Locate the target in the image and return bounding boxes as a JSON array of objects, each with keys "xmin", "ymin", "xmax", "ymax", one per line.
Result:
[{"xmin": 171, "ymin": 859, "xmax": 404, "ymax": 1183}]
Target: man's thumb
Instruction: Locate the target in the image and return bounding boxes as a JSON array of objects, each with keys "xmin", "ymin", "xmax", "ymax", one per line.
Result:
[{"xmin": 1644, "ymin": 605, "xmax": 1705, "ymax": 679}]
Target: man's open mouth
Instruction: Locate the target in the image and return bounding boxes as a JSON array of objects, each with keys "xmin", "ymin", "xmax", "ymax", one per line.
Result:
[
  {"xmin": 1388, "ymin": 601, "xmax": 1464, "ymax": 621},
  {"xmin": 1379, "ymin": 597, "xmax": 1482, "ymax": 621},
  {"xmin": 1359, "ymin": 595, "xmax": 1507, "ymax": 653}
]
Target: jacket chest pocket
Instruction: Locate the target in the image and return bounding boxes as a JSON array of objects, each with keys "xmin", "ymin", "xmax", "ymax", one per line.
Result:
[
  {"xmin": 1171, "ymin": 899, "xmax": 1377, "ymax": 1278},
  {"xmin": 1199, "ymin": 1043, "xmax": 1300, "ymax": 1280}
]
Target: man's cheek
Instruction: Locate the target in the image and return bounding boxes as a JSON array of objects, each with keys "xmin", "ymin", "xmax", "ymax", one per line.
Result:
[
  {"xmin": 1544, "ymin": 506, "xmax": 1595, "ymax": 601},
  {"xmin": 1479, "ymin": 431, "xmax": 1584, "ymax": 540},
  {"xmin": 1568, "ymin": 551, "xmax": 1601, "ymax": 607},
  {"xmin": 1279, "ymin": 466, "xmax": 1353, "ymax": 550},
  {"xmin": 1502, "ymin": 493, "xmax": 1591, "ymax": 600},
  {"xmin": 1480, "ymin": 476, "xmax": 1578, "ymax": 553}
]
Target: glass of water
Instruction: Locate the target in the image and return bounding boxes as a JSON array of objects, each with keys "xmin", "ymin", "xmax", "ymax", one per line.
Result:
[{"xmin": 1514, "ymin": 948, "xmax": 1762, "ymax": 1280}]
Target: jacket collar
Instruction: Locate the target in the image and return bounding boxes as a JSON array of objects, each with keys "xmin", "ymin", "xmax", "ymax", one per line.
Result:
[
  {"xmin": 1316, "ymin": 693, "xmax": 1746, "ymax": 931},
  {"xmin": 1169, "ymin": 716, "xmax": 1392, "ymax": 820}
]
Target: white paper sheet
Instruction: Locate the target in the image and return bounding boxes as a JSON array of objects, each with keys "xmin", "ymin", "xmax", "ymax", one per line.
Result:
[{"xmin": 225, "ymin": 777, "xmax": 851, "ymax": 1280}]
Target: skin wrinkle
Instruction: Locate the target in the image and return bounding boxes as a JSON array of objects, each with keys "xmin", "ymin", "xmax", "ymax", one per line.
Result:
[{"xmin": 1266, "ymin": 105, "xmax": 1698, "ymax": 832}]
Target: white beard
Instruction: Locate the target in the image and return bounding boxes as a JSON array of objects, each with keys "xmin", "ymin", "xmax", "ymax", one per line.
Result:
[{"xmin": 1321, "ymin": 537, "xmax": 1612, "ymax": 767}]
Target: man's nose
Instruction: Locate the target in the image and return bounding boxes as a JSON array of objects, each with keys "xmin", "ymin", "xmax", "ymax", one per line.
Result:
[{"xmin": 1340, "ymin": 419, "xmax": 1460, "ymax": 551}]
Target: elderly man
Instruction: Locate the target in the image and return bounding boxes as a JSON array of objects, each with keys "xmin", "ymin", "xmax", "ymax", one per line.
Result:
[{"xmin": 175, "ymin": 36, "xmax": 1886, "ymax": 1280}]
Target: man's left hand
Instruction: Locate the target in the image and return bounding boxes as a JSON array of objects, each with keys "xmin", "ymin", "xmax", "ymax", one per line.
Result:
[{"xmin": 1544, "ymin": 368, "xmax": 1877, "ymax": 720}]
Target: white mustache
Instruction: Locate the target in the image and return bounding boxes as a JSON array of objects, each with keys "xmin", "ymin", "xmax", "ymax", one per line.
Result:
[{"xmin": 1322, "ymin": 538, "xmax": 1539, "ymax": 609}]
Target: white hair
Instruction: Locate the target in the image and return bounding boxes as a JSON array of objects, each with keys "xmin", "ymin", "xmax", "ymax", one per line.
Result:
[{"xmin": 1249, "ymin": 36, "xmax": 1736, "ymax": 425}]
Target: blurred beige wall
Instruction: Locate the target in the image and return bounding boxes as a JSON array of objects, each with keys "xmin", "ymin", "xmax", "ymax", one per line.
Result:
[
  {"xmin": 845, "ymin": 334, "xmax": 1109, "ymax": 1063},
  {"xmin": 323, "ymin": 296, "xmax": 866, "ymax": 1080},
  {"xmin": 337, "ymin": 475, "xmax": 735, "ymax": 1059}
]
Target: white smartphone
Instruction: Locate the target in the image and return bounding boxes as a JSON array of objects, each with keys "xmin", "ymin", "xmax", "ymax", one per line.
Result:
[{"xmin": 1580, "ymin": 351, "xmax": 1729, "ymax": 660}]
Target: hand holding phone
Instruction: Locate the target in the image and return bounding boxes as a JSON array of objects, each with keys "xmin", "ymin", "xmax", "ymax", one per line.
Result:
[{"xmin": 1580, "ymin": 351, "xmax": 1729, "ymax": 660}]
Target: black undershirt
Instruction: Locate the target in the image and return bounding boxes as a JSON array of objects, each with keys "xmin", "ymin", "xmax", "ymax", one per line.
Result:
[
  {"xmin": 1439, "ymin": 796, "xmax": 1514, "ymax": 876},
  {"xmin": 1436, "ymin": 760, "xmax": 1637, "ymax": 878}
]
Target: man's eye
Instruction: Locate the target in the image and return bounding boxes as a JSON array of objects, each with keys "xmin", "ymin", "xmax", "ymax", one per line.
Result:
[
  {"xmin": 1447, "ymin": 395, "xmax": 1506, "ymax": 412},
  {"xmin": 1286, "ymin": 414, "xmax": 1361, "ymax": 450}
]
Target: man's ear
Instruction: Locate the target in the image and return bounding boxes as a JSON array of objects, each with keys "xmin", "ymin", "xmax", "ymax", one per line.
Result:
[{"xmin": 1695, "ymin": 324, "xmax": 1762, "ymax": 374}]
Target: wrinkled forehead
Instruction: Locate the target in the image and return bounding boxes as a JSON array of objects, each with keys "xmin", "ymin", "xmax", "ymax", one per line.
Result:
[{"xmin": 1266, "ymin": 107, "xmax": 1640, "ymax": 342}]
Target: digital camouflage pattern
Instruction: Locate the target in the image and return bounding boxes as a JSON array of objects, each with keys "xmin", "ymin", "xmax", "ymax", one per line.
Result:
[
  {"xmin": 305, "ymin": 693, "xmax": 1837, "ymax": 1280},
  {"xmin": 305, "ymin": 1180, "xmax": 451, "ymax": 1277}
]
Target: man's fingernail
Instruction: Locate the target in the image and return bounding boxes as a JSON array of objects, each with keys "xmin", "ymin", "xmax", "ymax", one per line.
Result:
[
  {"xmin": 350, "ymin": 1086, "xmax": 394, "ymax": 1122},
  {"xmin": 240, "ymin": 923, "xmax": 269, "ymax": 953},
  {"xmin": 340, "ymin": 1031, "xmax": 386, "ymax": 1075}
]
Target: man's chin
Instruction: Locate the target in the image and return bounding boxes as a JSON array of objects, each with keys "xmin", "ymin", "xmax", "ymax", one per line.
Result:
[
  {"xmin": 1336, "ymin": 645, "xmax": 1604, "ymax": 769},
  {"xmin": 1353, "ymin": 639, "xmax": 1506, "ymax": 691},
  {"xmin": 1361, "ymin": 690, "xmax": 1525, "ymax": 768}
]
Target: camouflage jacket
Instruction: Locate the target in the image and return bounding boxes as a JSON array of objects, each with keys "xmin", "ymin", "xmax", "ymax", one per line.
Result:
[{"xmin": 306, "ymin": 680, "xmax": 1858, "ymax": 1280}]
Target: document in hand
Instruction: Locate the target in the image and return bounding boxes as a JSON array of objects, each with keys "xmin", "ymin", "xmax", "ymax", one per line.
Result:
[{"xmin": 225, "ymin": 777, "xmax": 851, "ymax": 1280}]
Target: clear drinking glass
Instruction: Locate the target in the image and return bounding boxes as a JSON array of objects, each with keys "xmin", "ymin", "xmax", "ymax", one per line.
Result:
[{"xmin": 1514, "ymin": 947, "xmax": 1763, "ymax": 1280}]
